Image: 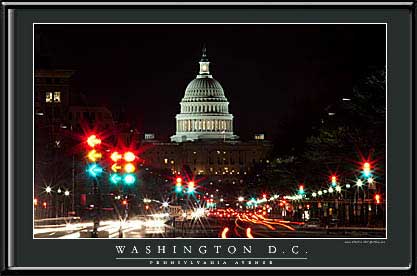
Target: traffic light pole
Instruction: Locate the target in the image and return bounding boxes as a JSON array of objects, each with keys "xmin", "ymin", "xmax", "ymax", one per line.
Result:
[{"xmin": 92, "ymin": 178, "xmax": 101, "ymax": 238}]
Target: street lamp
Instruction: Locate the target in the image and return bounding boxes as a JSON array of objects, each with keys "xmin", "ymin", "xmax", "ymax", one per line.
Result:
[
  {"xmin": 238, "ymin": 196, "xmax": 244, "ymax": 202},
  {"xmin": 356, "ymin": 179, "xmax": 364, "ymax": 187},
  {"xmin": 64, "ymin": 190, "xmax": 70, "ymax": 196},
  {"xmin": 45, "ymin": 186, "xmax": 52, "ymax": 194}
]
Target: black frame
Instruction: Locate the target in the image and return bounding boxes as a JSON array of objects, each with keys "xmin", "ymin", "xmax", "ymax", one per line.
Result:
[{"xmin": 1, "ymin": 1, "xmax": 415, "ymax": 275}]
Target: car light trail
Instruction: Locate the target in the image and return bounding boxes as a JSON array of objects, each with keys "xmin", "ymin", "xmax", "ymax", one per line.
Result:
[
  {"xmin": 246, "ymin": 227, "xmax": 254, "ymax": 238},
  {"xmin": 221, "ymin": 227, "xmax": 229, "ymax": 238}
]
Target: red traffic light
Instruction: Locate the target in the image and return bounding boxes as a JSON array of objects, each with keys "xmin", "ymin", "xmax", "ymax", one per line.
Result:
[
  {"xmin": 122, "ymin": 200, "xmax": 128, "ymax": 205},
  {"xmin": 87, "ymin": 134, "xmax": 101, "ymax": 148},
  {"xmin": 299, "ymin": 185, "xmax": 304, "ymax": 191},
  {"xmin": 262, "ymin": 193, "xmax": 267, "ymax": 198},
  {"xmin": 331, "ymin": 175, "xmax": 337, "ymax": 183},
  {"xmin": 375, "ymin": 194, "xmax": 381, "ymax": 204},
  {"xmin": 124, "ymin": 151, "xmax": 135, "ymax": 162},
  {"xmin": 111, "ymin": 151, "xmax": 122, "ymax": 162},
  {"xmin": 42, "ymin": 202, "xmax": 47, "ymax": 208}
]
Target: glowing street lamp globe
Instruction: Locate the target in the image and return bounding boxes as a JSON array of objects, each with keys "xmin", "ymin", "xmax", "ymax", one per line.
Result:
[{"xmin": 45, "ymin": 186, "xmax": 52, "ymax": 194}]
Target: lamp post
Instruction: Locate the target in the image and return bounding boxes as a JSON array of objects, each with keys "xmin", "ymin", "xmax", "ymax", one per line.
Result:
[
  {"xmin": 64, "ymin": 190, "xmax": 70, "ymax": 217},
  {"xmin": 45, "ymin": 186, "xmax": 52, "ymax": 218}
]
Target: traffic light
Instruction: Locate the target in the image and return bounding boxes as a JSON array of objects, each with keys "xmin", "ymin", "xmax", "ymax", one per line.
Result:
[
  {"xmin": 124, "ymin": 151, "xmax": 135, "ymax": 162},
  {"xmin": 187, "ymin": 181, "xmax": 195, "ymax": 193},
  {"xmin": 110, "ymin": 151, "xmax": 122, "ymax": 162},
  {"xmin": 374, "ymin": 194, "xmax": 381, "ymax": 204},
  {"xmin": 331, "ymin": 175, "xmax": 337, "ymax": 187},
  {"xmin": 298, "ymin": 184, "xmax": 305, "ymax": 195},
  {"xmin": 87, "ymin": 134, "xmax": 101, "ymax": 148},
  {"xmin": 86, "ymin": 134, "xmax": 103, "ymax": 178},
  {"xmin": 175, "ymin": 177, "xmax": 182, "ymax": 193},
  {"xmin": 87, "ymin": 149, "xmax": 102, "ymax": 162},
  {"xmin": 87, "ymin": 163, "xmax": 103, "ymax": 177},
  {"xmin": 110, "ymin": 150, "xmax": 137, "ymax": 185},
  {"xmin": 362, "ymin": 162, "xmax": 372, "ymax": 178},
  {"xmin": 124, "ymin": 163, "xmax": 135, "ymax": 173},
  {"xmin": 109, "ymin": 173, "xmax": 122, "ymax": 185},
  {"xmin": 42, "ymin": 202, "xmax": 47, "ymax": 208},
  {"xmin": 122, "ymin": 199, "xmax": 128, "ymax": 206},
  {"xmin": 123, "ymin": 174, "xmax": 136, "ymax": 185}
]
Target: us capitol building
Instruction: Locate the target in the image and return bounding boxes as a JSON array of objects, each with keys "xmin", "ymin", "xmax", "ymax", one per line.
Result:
[{"xmin": 141, "ymin": 48, "xmax": 272, "ymax": 176}]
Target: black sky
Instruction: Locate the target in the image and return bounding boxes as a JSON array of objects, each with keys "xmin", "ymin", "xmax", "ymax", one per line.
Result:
[{"xmin": 35, "ymin": 24, "xmax": 385, "ymax": 145}]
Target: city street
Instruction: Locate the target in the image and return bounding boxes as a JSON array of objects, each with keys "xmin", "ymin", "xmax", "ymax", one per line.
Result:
[{"xmin": 34, "ymin": 211, "xmax": 385, "ymax": 239}]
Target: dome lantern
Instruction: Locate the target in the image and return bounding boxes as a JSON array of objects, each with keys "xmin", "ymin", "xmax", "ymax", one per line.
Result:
[{"xmin": 198, "ymin": 45, "xmax": 211, "ymax": 76}]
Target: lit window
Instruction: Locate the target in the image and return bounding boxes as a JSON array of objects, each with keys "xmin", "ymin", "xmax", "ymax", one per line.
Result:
[
  {"xmin": 45, "ymin": 92, "xmax": 53, "ymax": 103},
  {"xmin": 54, "ymin": 91, "xmax": 61, "ymax": 102}
]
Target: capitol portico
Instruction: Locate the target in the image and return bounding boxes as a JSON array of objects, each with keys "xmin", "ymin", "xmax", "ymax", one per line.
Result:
[{"xmin": 171, "ymin": 47, "xmax": 238, "ymax": 142}]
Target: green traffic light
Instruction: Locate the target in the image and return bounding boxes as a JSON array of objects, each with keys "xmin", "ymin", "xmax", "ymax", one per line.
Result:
[
  {"xmin": 123, "ymin": 174, "xmax": 136, "ymax": 185},
  {"xmin": 110, "ymin": 173, "xmax": 122, "ymax": 184}
]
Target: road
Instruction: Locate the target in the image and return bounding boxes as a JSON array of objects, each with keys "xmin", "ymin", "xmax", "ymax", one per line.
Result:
[{"xmin": 34, "ymin": 213, "xmax": 385, "ymax": 238}]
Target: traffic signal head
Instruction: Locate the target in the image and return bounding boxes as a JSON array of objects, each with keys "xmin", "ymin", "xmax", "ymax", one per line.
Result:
[
  {"xmin": 87, "ymin": 134, "xmax": 101, "ymax": 148},
  {"xmin": 262, "ymin": 193, "xmax": 267, "ymax": 198},
  {"xmin": 122, "ymin": 200, "xmax": 127, "ymax": 205},
  {"xmin": 298, "ymin": 185, "xmax": 305, "ymax": 195},
  {"xmin": 42, "ymin": 202, "xmax": 47, "ymax": 208},
  {"xmin": 187, "ymin": 181, "xmax": 195, "ymax": 193},
  {"xmin": 375, "ymin": 194, "xmax": 381, "ymax": 204},
  {"xmin": 362, "ymin": 162, "xmax": 372, "ymax": 177},
  {"xmin": 175, "ymin": 180, "xmax": 182, "ymax": 193},
  {"xmin": 331, "ymin": 175, "xmax": 337, "ymax": 186}
]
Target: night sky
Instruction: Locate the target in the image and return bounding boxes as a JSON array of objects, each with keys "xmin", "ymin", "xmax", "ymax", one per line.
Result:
[{"xmin": 35, "ymin": 24, "xmax": 385, "ymax": 146}]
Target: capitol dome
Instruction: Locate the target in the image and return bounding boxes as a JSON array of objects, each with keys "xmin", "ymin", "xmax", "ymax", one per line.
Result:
[{"xmin": 171, "ymin": 47, "xmax": 238, "ymax": 143}]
